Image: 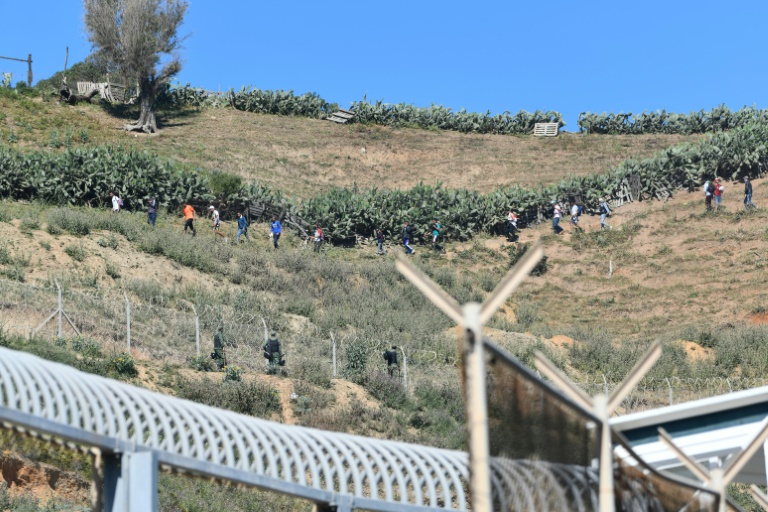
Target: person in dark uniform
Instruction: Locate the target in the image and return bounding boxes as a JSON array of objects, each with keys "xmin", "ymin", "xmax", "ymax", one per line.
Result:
[
  {"xmin": 213, "ymin": 326, "xmax": 226, "ymax": 370},
  {"xmin": 263, "ymin": 332, "xmax": 283, "ymax": 374}
]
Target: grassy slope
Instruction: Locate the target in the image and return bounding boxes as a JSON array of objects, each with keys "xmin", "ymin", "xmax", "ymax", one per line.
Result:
[
  {"xmin": 3, "ymin": 93, "xmax": 768, "ymax": 510},
  {"xmin": 1, "ymin": 92, "xmax": 703, "ymax": 197}
]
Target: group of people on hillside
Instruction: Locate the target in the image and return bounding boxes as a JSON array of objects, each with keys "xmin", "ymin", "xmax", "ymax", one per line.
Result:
[
  {"xmin": 550, "ymin": 198, "xmax": 612, "ymax": 235},
  {"xmin": 702, "ymin": 177, "xmax": 757, "ymax": 210},
  {"xmin": 212, "ymin": 327, "xmax": 284, "ymax": 375},
  {"xmin": 177, "ymin": 203, "xmax": 328, "ymax": 250}
]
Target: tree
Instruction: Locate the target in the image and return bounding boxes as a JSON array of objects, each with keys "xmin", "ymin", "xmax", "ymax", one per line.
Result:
[{"xmin": 83, "ymin": 0, "xmax": 188, "ymax": 133}]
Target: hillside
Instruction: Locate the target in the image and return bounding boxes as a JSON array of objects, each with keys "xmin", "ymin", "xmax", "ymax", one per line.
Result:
[
  {"xmin": 2, "ymin": 90, "xmax": 768, "ymax": 510},
  {"xmin": 0, "ymin": 92, "xmax": 704, "ymax": 197}
]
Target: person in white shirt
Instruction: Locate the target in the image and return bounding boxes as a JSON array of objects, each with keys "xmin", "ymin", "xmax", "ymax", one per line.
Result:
[
  {"xmin": 208, "ymin": 205, "xmax": 227, "ymax": 241},
  {"xmin": 110, "ymin": 192, "xmax": 121, "ymax": 213},
  {"xmin": 569, "ymin": 203, "xmax": 581, "ymax": 231},
  {"xmin": 551, "ymin": 202, "xmax": 563, "ymax": 234}
]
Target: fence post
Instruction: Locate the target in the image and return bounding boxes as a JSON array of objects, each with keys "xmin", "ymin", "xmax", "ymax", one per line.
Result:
[
  {"xmin": 57, "ymin": 281, "xmax": 63, "ymax": 338},
  {"xmin": 400, "ymin": 346, "xmax": 408, "ymax": 392},
  {"xmin": 331, "ymin": 333, "xmax": 337, "ymax": 378},
  {"xmin": 27, "ymin": 54, "xmax": 32, "ymax": 87},
  {"xmin": 192, "ymin": 305, "xmax": 200, "ymax": 357},
  {"xmin": 124, "ymin": 293, "xmax": 131, "ymax": 353}
]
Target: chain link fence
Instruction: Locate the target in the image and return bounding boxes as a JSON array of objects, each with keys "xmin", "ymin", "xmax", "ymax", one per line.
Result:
[{"xmin": 1, "ymin": 277, "xmax": 766, "ymax": 410}]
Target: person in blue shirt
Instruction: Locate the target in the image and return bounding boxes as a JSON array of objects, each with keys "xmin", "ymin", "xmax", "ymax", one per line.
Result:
[
  {"xmin": 430, "ymin": 219, "xmax": 444, "ymax": 253},
  {"xmin": 270, "ymin": 215, "xmax": 282, "ymax": 249},
  {"xmin": 236, "ymin": 212, "xmax": 250, "ymax": 243}
]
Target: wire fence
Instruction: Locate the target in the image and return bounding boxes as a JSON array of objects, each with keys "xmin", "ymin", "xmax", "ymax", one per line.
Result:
[
  {"xmin": 0, "ymin": 278, "xmax": 414, "ymax": 385},
  {"xmin": 0, "ymin": 277, "xmax": 765, "ymax": 410}
]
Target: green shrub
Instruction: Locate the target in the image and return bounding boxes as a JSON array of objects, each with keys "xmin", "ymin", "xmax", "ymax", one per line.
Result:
[
  {"xmin": 188, "ymin": 355, "xmax": 214, "ymax": 372},
  {"xmin": 109, "ymin": 352, "xmax": 138, "ymax": 378},
  {"xmin": 70, "ymin": 336, "xmax": 102, "ymax": 357},
  {"xmin": 19, "ymin": 217, "xmax": 39, "ymax": 232},
  {"xmin": 104, "ymin": 261, "xmax": 121, "ymax": 279},
  {"xmin": 64, "ymin": 243, "xmax": 87, "ymax": 262},
  {"xmin": 578, "ymin": 105, "xmax": 768, "ymax": 135},
  {"xmin": 223, "ymin": 364, "xmax": 243, "ymax": 382},
  {"xmin": 364, "ymin": 371, "xmax": 410, "ymax": 410},
  {"xmin": 97, "ymin": 236, "xmax": 118, "ymax": 249},
  {"xmin": 176, "ymin": 376, "xmax": 281, "ymax": 418},
  {"xmin": 343, "ymin": 337, "xmax": 368, "ymax": 384},
  {"xmin": 47, "ymin": 209, "xmax": 91, "ymax": 235}
]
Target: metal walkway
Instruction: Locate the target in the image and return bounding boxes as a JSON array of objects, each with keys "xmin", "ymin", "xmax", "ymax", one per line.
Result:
[{"xmin": 0, "ymin": 347, "xmax": 598, "ymax": 511}]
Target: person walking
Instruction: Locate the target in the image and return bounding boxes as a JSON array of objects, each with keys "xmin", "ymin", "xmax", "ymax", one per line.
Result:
[
  {"xmin": 213, "ymin": 326, "xmax": 226, "ymax": 370},
  {"xmin": 147, "ymin": 197, "xmax": 157, "ymax": 226},
  {"xmin": 182, "ymin": 203, "xmax": 197, "ymax": 236},
  {"xmin": 430, "ymin": 219, "xmax": 443, "ymax": 253},
  {"xmin": 599, "ymin": 197, "xmax": 612, "ymax": 230},
  {"xmin": 263, "ymin": 332, "xmax": 282, "ymax": 375},
  {"xmin": 208, "ymin": 205, "xmax": 227, "ymax": 241},
  {"xmin": 552, "ymin": 202, "xmax": 563, "ymax": 234},
  {"xmin": 703, "ymin": 179, "xmax": 714, "ymax": 210},
  {"xmin": 375, "ymin": 228, "xmax": 386, "ymax": 255},
  {"xmin": 402, "ymin": 221, "xmax": 415, "ymax": 255},
  {"xmin": 744, "ymin": 176, "xmax": 757, "ymax": 209},
  {"xmin": 569, "ymin": 203, "xmax": 582, "ymax": 232},
  {"xmin": 713, "ymin": 177, "xmax": 724, "ymax": 211},
  {"xmin": 312, "ymin": 224, "xmax": 325, "ymax": 252},
  {"xmin": 507, "ymin": 210, "xmax": 518, "ymax": 240},
  {"xmin": 270, "ymin": 215, "xmax": 282, "ymax": 249},
  {"xmin": 383, "ymin": 345, "xmax": 399, "ymax": 377},
  {"xmin": 110, "ymin": 192, "xmax": 122, "ymax": 213},
  {"xmin": 236, "ymin": 212, "xmax": 250, "ymax": 243}
]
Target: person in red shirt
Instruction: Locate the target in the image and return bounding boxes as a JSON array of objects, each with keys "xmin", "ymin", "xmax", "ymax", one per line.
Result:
[{"xmin": 713, "ymin": 177, "xmax": 724, "ymax": 211}]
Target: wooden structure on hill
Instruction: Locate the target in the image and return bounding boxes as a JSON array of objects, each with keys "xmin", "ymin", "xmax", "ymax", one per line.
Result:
[
  {"xmin": 533, "ymin": 123, "xmax": 559, "ymax": 137},
  {"xmin": 326, "ymin": 109, "xmax": 355, "ymax": 124},
  {"xmin": 76, "ymin": 79, "xmax": 137, "ymax": 104}
]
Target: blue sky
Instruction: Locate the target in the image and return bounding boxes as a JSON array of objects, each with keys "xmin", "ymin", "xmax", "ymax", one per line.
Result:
[{"xmin": 2, "ymin": 0, "xmax": 765, "ymax": 130}]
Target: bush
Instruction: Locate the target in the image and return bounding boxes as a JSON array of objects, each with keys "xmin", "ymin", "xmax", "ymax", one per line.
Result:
[
  {"xmin": 110, "ymin": 352, "xmax": 138, "ymax": 378},
  {"xmin": 48, "ymin": 209, "xmax": 91, "ymax": 236},
  {"xmin": 364, "ymin": 371, "xmax": 410, "ymax": 410},
  {"xmin": 188, "ymin": 354, "xmax": 214, "ymax": 372},
  {"xmin": 343, "ymin": 337, "xmax": 368, "ymax": 384},
  {"xmin": 70, "ymin": 336, "xmax": 102, "ymax": 357},
  {"xmin": 64, "ymin": 243, "xmax": 87, "ymax": 262},
  {"xmin": 176, "ymin": 376, "xmax": 281, "ymax": 418},
  {"xmin": 223, "ymin": 364, "xmax": 243, "ymax": 382}
]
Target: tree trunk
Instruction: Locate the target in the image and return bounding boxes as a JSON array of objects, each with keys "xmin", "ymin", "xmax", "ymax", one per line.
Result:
[{"xmin": 125, "ymin": 79, "xmax": 157, "ymax": 133}]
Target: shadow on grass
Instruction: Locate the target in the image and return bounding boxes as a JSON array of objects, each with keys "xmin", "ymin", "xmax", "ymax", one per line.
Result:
[{"xmin": 98, "ymin": 102, "xmax": 202, "ymax": 129}]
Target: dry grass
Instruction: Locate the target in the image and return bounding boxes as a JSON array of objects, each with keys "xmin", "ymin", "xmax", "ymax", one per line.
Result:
[
  {"xmin": 508, "ymin": 179, "xmax": 768, "ymax": 337},
  {"xmin": 1, "ymin": 94, "xmax": 703, "ymax": 197}
]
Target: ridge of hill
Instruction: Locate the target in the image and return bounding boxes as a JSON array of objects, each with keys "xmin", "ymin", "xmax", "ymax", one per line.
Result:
[{"xmin": 0, "ymin": 92, "xmax": 702, "ymax": 197}]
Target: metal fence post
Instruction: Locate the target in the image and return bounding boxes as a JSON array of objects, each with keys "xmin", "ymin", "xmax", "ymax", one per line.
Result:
[
  {"xmin": 665, "ymin": 377, "xmax": 673, "ymax": 405},
  {"xmin": 103, "ymin": 450, "xmax": 158, "ymax": 512},
  {"xmin": 462, "ymin": 302, "xmax": 491, "ymax": 511},
  {"xmin": 57, "ymin": 281, "xmax": 63, "ymax": 338},
  {"xmin": 124, "ymin": 293, "xmax": 131, "ymax": 353},
  {"xmin": 400, "ymin": 346, "xmax": 408, "ymax": 392},
  {"xmin": 192, "ymin": 305, "xmax": 200, "ymax": 357},
  {"xmin": 331, "ymin": 334, "xmax": 337, "ymax": 378}
]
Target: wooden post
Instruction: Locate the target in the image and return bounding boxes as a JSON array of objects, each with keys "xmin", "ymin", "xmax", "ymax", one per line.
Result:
[{"xmin": 27, "ymin": 54, "xmax": 32, "ymax": 86}]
